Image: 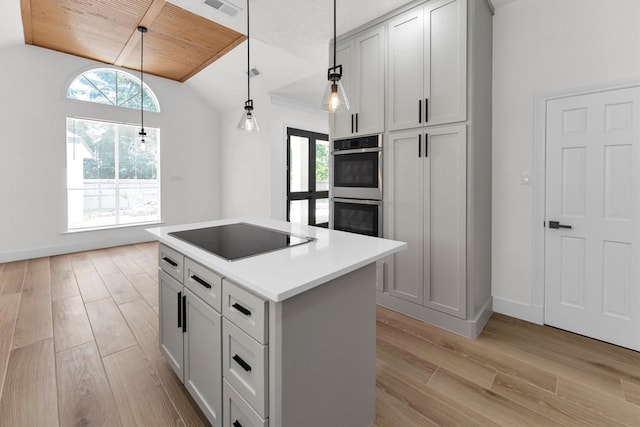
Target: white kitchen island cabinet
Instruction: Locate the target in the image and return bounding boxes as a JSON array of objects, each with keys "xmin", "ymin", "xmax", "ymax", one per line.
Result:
[{"xmin": 148, "ymin": 218, "xmax": 406, "ymax": 427}]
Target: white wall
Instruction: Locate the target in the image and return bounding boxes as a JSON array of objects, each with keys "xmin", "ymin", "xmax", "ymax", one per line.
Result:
[
  {"xmin": 0, "ymin": 45, "xmax": 222, "ymax": 262},
  {"xmin": 491, "ymin": 0, "xmax": 640, "ymax": 321},
  {"xmin": 219, "ymin": 87, "xmax": 328, "ymax": 220}
]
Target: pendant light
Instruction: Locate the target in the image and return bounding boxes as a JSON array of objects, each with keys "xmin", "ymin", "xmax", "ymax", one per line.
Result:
[
  {"xmin": 137, "ymin": 26, "xmax": 148, "ymax": 150},
  {"xmin": 238, "ymin": 0, "xmax": 258, "ymax": 132},
  {"xmin": 321, "ymin": 0, "xmax": 350, "ymax": 113}
]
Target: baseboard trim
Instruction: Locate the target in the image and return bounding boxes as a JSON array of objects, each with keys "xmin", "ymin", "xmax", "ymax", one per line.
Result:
[
  {"xmin": 0, "ymin": 235, "xmax": 156, "ymax": 263},
  {"xmin": 492, "ymin": 296, "xmax": 543, "ymax": 325},
  {"xmin": 376, "ymin": 292, "xmax": 493, "ymax": 339}
]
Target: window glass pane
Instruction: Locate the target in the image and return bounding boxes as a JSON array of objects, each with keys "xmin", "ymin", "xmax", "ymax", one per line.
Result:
[
  {"xmin": 67, "ymin": 75, "xmax": 112, "ymax": 105},
  {"xmin": 315, "ymin": 198, "xmax": 329, "ymax": 225},
  {"xmin": 67, "ymin": 117, "xmax": 159, "ymax": 230},
  {"xmin": 83, "ymin": 70, "xmax": 117, "ymax": 105},
  {"xmin": 316, "ymin": 139, "xmax": 329, "ymax": 192},
  {"xmin": 117, "ymin": 72, "xmax": 141, "ymax": 109},
  {"xmin": 289, "ymin": 200, "xmax": 309, "ymax": 225},
  {"xmin": 289, "ymin": 136, "xmax": 309, "ymax": 192}
]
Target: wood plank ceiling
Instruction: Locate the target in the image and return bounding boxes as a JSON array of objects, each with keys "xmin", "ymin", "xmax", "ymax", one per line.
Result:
[{"xmin": 20, "ymin": 0, "xmax": 246, "ymax": 82}]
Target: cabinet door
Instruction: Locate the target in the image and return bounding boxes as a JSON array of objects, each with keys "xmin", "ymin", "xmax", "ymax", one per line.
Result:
[
  {"xmin": 387, "ymin": 9, "xmax": 424, "ymax": 131},
  {"xmin": 424, "ymin": 0, "xmax": 467, "ymax": 126},
  {"xmin": 184, "ymin": 289, "xmax": 223, "ymax": 427},
  {"xmin": 424, "ymin": 125, "xmax": 467, "ymax": 317},
  {"xmin": 354, "ymin": 26, "xmax": 385, "ymax": 135},
  {"xmin": 159, "ymin": 270, "xmax": 184, "ymax": 379},
  {"xmin": 385, "ymin": 129, "xmax": 425, "ymax": 303},
  {"xmin": 329, "ymin": 39, "xmax": 355, "ymax": 139}
]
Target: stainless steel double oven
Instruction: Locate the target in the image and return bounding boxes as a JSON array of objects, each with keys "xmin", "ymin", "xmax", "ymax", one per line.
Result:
[{"xmin": 330, "ymin": 134, "xmax": 383, "ymax": 237}]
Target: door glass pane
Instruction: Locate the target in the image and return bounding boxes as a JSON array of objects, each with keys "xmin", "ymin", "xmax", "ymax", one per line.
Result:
[
  {"xmin": 289, "ymin": 200, "xmax": 309, "ymax": 225},
  {"xmin": 315, "ymin": 198, "xmax": 329, "ymax": 225},
  {"xmin": 289, "ymin": 136, "xmax": 309, "ymax": 192},
  {"xmin": 316, "ymin": 139, "xmax": 329, "ymax": 191}
]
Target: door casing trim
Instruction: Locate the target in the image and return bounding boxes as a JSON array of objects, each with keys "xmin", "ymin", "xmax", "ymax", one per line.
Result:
[{"xmin": 532, "ymin": 79, "xmax": 640, "ymax": 326}]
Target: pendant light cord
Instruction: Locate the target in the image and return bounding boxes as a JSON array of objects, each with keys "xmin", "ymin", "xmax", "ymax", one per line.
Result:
[
  {"xmin": 333, "ymin": 0, "xmax": 336, "ymax": 69},
  {"xmin": 140, "ymin": 27, "xmax": 145, "ymax": 132},
  {"xmin": 247, "ymin": 0, "xmax": 251, "ymax": 101},
  {"xmin": 137, "ymin": 26, "xmax": 148, "ymax": 140}
]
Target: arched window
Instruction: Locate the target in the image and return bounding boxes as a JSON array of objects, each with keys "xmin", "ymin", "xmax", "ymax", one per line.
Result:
[
  {"xmin": 66, "ymin": 68, "xmax": 161, "ymax": 231},
  {"xmin": 67, "ymin": 68, "xmax": 160, "ymax": 112}
]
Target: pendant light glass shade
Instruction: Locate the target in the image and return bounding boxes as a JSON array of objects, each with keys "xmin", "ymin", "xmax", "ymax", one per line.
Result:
[
  {"xmin": 321, "ymin": 66, "xmax": 350, "ymax": 113},
  {"xmin": 238, "ymin": 0, "xmax": 258, "ymax": 132},
  {"xmin": 238, "ymin": 100, "xmax": 259, "ymax": 131},
  {"xmin": 321, "ymin": 0, "xmax": 350, "ymax": 113}
]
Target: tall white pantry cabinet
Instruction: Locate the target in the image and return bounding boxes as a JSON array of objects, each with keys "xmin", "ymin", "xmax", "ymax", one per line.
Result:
[{"xmin": 331, "ymin": 0, "xmax": 493, "ymax": 338}]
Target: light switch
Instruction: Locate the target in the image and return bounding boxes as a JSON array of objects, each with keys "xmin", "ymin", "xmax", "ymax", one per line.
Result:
[{"xmin": 521, "ymin": 172, "xmax": 532, "ymax": 185}]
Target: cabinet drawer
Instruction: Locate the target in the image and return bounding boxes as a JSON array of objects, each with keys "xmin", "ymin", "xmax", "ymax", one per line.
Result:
[
  {"xmin": 222, "ymin": 319, "xmax": 268, "ymax": 418},
  {"xmin": 184, "ymin": 258, "xmax": 222, "ymax": 313},
  {"xmin": 159, "ymin": 244, "xmax": 184, "ymax": 283},
  {"xmin": 223, "ymin": 279, "xmax": 268, "ymax": 344},
  {"xmin": 223, "ymin": 380, "xmax": 268, "ymax": 427}
]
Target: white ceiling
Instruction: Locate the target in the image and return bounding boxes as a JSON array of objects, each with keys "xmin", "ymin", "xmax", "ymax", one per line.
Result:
[{"xmin": 0, "ymin": 0, "xmax": 511, "ymax": 113}]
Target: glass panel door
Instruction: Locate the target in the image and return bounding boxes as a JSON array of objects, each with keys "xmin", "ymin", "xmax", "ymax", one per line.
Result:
[{"xmin": 286, "ymin": 128, "xmax": 329, "ymax": 227}]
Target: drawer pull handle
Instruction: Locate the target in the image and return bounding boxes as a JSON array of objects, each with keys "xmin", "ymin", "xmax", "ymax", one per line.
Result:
[
  {"xmin": 232, "ymin": 303, "xmax": 251, "ymax": 317},
  {"xmin": 232, "ymin": 354, "xmax": 252, "ymax": 372},
  {"xmin": 177, "ymin": 291, "xmax": 182, "ymax": 328},
  {"xmin": 233, "ymin": 421, "xmax": 243, "ymax": 427},
  {"xmin": 190, "ymin": 275, "xmax": 211, "ymax": 289},
  {"xmin": 162, "ymin": 257, "xmax": 178, "ymax": 267}
]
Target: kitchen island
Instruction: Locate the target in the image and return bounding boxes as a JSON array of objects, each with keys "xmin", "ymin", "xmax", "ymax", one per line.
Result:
[{"xmin": 146, "ymin": 218, "xmax": 406, "ymax": 427}]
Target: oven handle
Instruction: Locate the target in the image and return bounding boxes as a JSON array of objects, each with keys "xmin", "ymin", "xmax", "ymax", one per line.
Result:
[
  {"xmin": 331, "ymin": 147, "xmax": 382, "ymax": 155},
  {"xmin": 332, "ymin": 198, "xmax": 382, "ymax": 206}
]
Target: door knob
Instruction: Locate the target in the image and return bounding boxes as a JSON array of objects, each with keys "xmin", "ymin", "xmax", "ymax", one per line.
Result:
[{"xmin": 548, "ymin": 221, "xmax": 572, "ymax": 229}]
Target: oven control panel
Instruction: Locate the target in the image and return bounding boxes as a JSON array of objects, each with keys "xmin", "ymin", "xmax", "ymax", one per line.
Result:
[{"xmin": 333, "ymin": 134, "xmax": 381, "ymax": 151}]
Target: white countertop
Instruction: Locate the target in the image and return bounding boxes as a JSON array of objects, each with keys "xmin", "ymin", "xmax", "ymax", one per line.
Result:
[{"xmin": 146, "ymin": 217, "xmax": 406, "ymax": 302}]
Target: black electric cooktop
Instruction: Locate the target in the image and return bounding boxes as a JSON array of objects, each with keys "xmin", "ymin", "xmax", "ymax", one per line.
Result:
[{"xmin": 168, "ymin": 222, "xmax": 315, "ymax": 261}]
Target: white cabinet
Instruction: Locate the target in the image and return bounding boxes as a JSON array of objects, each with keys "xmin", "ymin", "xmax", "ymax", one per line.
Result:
[
  {"xmin": 387, "ymin": 0, "xmax": 467, "ymax": 131},
  {"xmin": 184, "ymin": 288, "xmax": 222, "ymax": 424},
  {"xmin": 221, "ymin": 278, "xmax": 269, "ymax": 424},
  {"xmin": 378, "ymin": 0, "xmax": 492, "ymax": 338},
  {"xmin": 384, "ymin": 125, "xmax": 467, "ymax": 318},
  {"xmin": 330, "ymin": 25, "xmax": 385, "ymax": 139},
  {"xmin": 158, "ymin": 245, "xmax": 222, "ymax": 427},
  {"xmin": 159, "ymin": 270, "xmax": 184, "ymax": 376}
]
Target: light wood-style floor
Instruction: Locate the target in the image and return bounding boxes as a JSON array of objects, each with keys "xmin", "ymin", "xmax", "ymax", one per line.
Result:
[{"xmin": 0, "ymin": 242, "xmax": 638, "ymax": 426}]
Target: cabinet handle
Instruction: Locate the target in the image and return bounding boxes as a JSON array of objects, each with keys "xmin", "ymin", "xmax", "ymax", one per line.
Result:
[
  {"xmin": 162, "ymin": 256, "xmax": 178, "ymax": 267},
  {"xmin": 425, "ymin": 98, "xmax": 429, "ymax": 123},
  {"xmin": 355, "ymin": 113, "xmax": 359, "ymax": 133},
  {"xmin": 177, "ymin": 291, "xmax": 182, "ymax": 329},
  {"xmin": 182, "ymin": 295, "xmax": 187, "ymax": 333},
  {"xmin": 232, "ymin": 354, "xmax": 252, "ymax": 372},
  {"xmin": 418, "ymin": 134, "xmax": 422, "ymax": 157},
  {"xmin": 351, "ymin": 114, "xmax": 354, "ymax": 134},
  {"xmin": 233, "ymin": 421, "xmax": 243, "ymax": 427},
  {"xmin": 425, "ymin": 133, "xmax": 429, "ymax": 157},
  {"xmin": 232, "ymin": 302, "xmax": 252, "ymax": 317},
  {"xmin": 190, "ymin": 275, "xmax": 211, "ymax": 289},
  {"xmin": 418, "ymin": 99, "xmax": 422, "ymax": 124}
]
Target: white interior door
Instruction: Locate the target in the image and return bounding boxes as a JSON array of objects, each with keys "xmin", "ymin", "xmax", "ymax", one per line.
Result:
[{"xmin": 544, "ymin": 86, "xmax": 640, "ymax": 350}]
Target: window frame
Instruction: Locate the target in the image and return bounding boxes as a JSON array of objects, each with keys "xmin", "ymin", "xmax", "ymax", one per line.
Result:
[
  {"xmin": 286, "ymin": 127, "xmax": 329, "ymax": 227},
  {"xmin": 67, "ymin": 67, "xmax": 160, "ymax": 112},
  {"xmin": 65, "ymin": 67, "xmax": 162, "ymax": 232}
]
